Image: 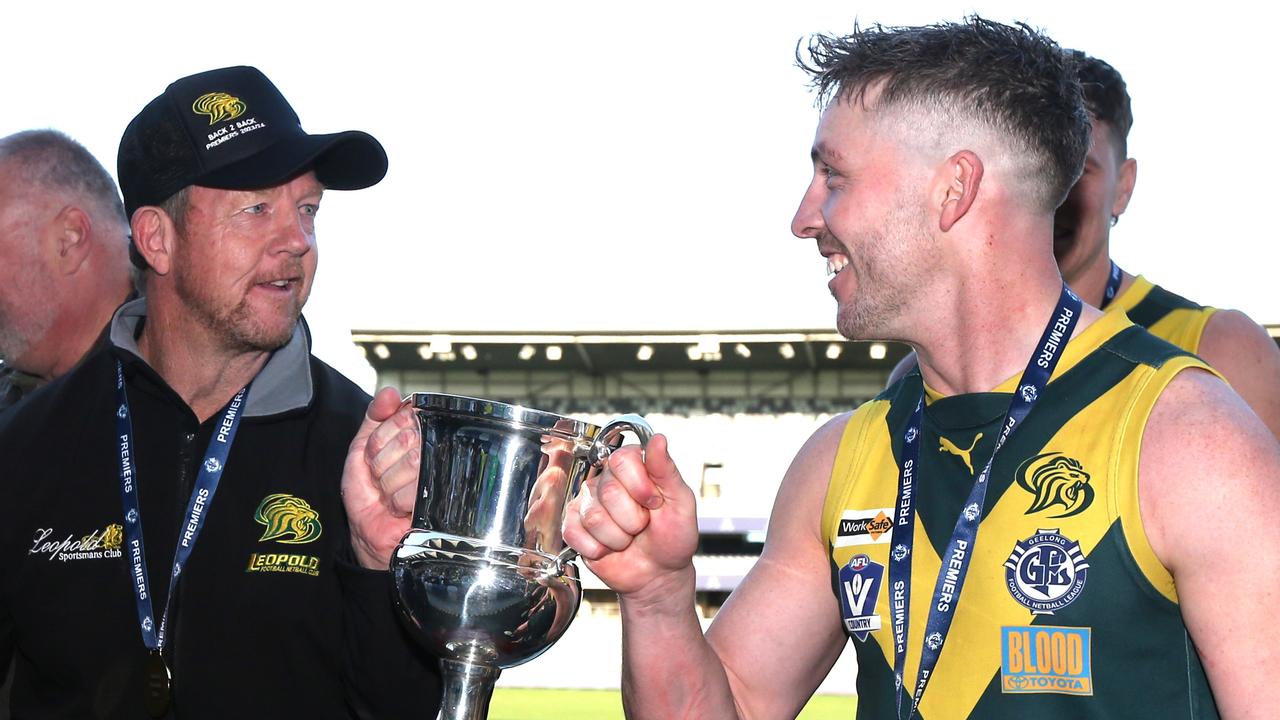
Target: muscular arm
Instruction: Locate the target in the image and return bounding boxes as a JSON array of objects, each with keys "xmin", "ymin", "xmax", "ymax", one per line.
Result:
[
  {"xmin": 1197, "ymin": 309, "xmax": 1280, "ymax": 440},
  {"xmin": 1140, "ymin": 369, "xmax": 1280, "ymax": 719},
  {"xmin": 703, "ymin": 415, "xmax": 851, "ymax": 719},
  {"xmin": 565, "ymin": 417, "xmax": 851, "ymax": 719}
]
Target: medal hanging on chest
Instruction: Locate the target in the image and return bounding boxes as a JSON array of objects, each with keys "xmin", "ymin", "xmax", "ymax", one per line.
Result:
[
  {"xmin": 144, "ymin": 650, "xmax": 171, "ymax": 718},
  {"xmin": 114, "ymin": 361, "xmax": 251, "ymax": 716}
]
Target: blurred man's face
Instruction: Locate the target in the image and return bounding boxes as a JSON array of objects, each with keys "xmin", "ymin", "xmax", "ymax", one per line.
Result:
[
  {"xmin": 1053, "ymin": 117, "xmax": 1136, "ymax": 286},
  {"xmin": 0, "ymin": 162, "xmax": 57, "ymax": 367},
  {"xmin": 168, "ymin": 171, "xmax": 322, "ymax": 353}
]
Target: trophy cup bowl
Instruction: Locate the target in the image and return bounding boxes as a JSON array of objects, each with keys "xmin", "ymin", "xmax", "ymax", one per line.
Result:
[{"xmin": 391, "ymin": 393, "xmax": 653, "ymax": 720}]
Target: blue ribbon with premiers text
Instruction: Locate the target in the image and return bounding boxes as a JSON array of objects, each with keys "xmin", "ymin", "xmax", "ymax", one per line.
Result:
[
  {"xmin": 114, "ymin": 360, "xmax": 249, "ymax": 653},
  {"xmin": 888, "ymin": 284, "xmax": 1082, "ymax": 719}
]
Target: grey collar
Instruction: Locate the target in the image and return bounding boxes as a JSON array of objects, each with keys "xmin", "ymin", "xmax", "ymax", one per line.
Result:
[{"xmin": 109, "ymin": 298, "xmax": 314, "ymax": 418}]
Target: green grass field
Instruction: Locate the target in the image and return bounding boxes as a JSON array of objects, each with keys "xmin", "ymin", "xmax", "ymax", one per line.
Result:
[{"xmin": 489, "ymin": 688, "xmax": 856, "ymax": 719}]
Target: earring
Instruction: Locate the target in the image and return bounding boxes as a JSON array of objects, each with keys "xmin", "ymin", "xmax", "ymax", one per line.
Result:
[{"xmin": 1110, "ymin": 215, "xmax": 1119, "ymax": 227}]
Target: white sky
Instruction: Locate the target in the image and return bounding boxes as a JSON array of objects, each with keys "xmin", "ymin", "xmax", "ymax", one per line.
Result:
[{"xmin": 3, "ymin": 1, "xmax": 1277, "ymax": 385}]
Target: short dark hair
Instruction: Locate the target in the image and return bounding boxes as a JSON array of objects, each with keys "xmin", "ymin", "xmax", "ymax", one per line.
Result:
[
  {"xmin": 797, "ymin": 16, "xmax": 1090, "ymax": 211},
  {"xmin": 0, "ymin": 129, "xmax": 127, "ymax": 224},
  {"xmin": 1070, "ymin": 51, "xmax": 1132, "ymax": 159}
]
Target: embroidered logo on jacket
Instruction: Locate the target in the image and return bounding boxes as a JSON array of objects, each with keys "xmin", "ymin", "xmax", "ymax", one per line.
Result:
[
  {"xmin": 254, "ymin": 493, "xmax": 322, "ymax": 544},
  {"xmin": 1015, "ymin": 452, "xmax": 1094, "ymax": 518},
  {"xmin": 29, "ymin": 524, "xmax": 124, "ymax": 562},
  {"xmin": 247, "ymin": 494, "xmax": 322, "ymax": 578}
]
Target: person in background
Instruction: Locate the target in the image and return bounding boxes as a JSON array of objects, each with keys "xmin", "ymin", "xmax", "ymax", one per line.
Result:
[{"xmin": 0, "ymin": 130, "xmax": 133, "ymax": 413}]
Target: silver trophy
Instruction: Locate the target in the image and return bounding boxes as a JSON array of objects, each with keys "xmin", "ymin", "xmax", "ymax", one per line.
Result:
[{"xmin": 392, "ymin": 393, "xmax": 653, "ymax": 720}]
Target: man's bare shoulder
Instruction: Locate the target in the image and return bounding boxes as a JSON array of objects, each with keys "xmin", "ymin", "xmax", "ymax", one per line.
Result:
[
  {"xmin": 1200, "ymin": 308, "xmax": 1277, "ymax": 359},
  {"xmin": 1196, "ymin": 307, "xmax": 1280, "ymax": 438},
  {"xmin": 1139, "ymin": 366, "xmax": 1280, "ymax": 569}
]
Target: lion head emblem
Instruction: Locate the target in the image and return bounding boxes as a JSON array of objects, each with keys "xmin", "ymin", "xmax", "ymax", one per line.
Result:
[
  {"xmin": 1014, "ymin": 453, "xmax": 1094, "ymax": 518},
  {"xmin": 101, "ymin": 524, "xmax": 124, "ymax": 551},
  {"xmin": 254, "ymin": 494, "xmax": 322, "ymax": 544},
  {"xmin": 192, "ymin": 92, "xmax": 247, "ymax": 125}
]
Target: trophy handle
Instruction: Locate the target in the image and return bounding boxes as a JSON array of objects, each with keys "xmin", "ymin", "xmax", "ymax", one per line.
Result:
[
  {"xmin": 557, "ymin": 414, "xmax": 654, "ymax": 566},
  {"xmin": 585, "ymin": 414, "xmax": 654, "ymax": 466}
]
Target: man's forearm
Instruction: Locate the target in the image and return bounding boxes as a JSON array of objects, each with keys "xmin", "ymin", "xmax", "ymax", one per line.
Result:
[{"xmin": 618, "ymin": 571, "xmax": 741, "ymax": 720}]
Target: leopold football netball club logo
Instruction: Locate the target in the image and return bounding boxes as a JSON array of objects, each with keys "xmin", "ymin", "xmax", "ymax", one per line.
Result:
[
  {"xmin": 1015, "ymin": 452, "xmax": 1094, "ymax": 518},
  {"xmin": 192, "ymin": 92, "xmax": 246, "ymax": 125},
  {"xmin": 254, "ymin": 493, "xmax": 322, "ymax": 544}
]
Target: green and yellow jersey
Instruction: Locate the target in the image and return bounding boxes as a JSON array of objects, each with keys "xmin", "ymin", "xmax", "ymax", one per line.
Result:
[
  {"xmin": 1111, "ymin": 275, "xmax": 1217, "ymax": 354},
  {"xmin": 822, "ymin": 311, "xmax": 1220, "ymax": 719}
]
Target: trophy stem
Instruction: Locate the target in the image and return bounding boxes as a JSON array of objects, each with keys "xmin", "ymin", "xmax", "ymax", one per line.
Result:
[{"xmin": 435, "ymin": 659, "xmax": 500, "ymax": 720}]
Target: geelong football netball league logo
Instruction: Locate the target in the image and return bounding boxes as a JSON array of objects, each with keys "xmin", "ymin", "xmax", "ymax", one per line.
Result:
[
  {"xmin": 192, "ymin": 92, "xmax": 247, "ymax": 125},
  {"xmin": 1015, "ymin": 452, "xmax": 1093, "ymax": 518},
  {"xmin": 254, "ymin": 493, "xmax": 322, "ymax": 544}
]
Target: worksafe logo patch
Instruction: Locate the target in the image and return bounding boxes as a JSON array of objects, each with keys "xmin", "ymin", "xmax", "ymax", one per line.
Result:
[
  {"xmin": 833, "ymin": 508, "xmax": 894, "ymax": 548},
  {"xmin": 29, "ymin": 524, "xmax": 125, "ymax": 562},
  {"xmin": 1001, "ymin": 625, "xmax": 1093, "ymax": 695},
  {"xmin": 254, "ymin": 493, "xmax": 322, "ymax": 544},
  {"xmin": 192, "ymin": 92, "xmax": 246, "ymax": 125},
  {"xmin": 1015, "ymin": 452, "xmax": 1094, "ymax": 518}
]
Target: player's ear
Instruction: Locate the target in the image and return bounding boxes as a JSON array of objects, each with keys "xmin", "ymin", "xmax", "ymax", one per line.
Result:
[
  {"xmin": 937, "ymin": 150, "xmax": 983, "ymax": 232},
  {"xmin": 1112, "ymin": 157, "xmax": 1137, "ymax": 219}
]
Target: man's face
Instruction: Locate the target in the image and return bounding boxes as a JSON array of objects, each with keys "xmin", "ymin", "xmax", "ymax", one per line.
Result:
[
  {"xmin": 169, "ymin": 171, "xmax": 321, "ymax": 353},
  {"xmin": 791, "ymin": 99, "xmax": 933, "ymax": 341},
  {"xmin": 0, "ymin": 161, "xmax": 57, "ymax": 367},
  {"xmin": 1053, "ymin": 117, "xmax": 1136, "ymax": 284}
]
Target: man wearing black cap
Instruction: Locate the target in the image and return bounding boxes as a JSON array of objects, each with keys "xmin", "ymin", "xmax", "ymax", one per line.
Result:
[{"xmin": 0, "ymin": 67, "xmax": 440, "ymax": 718}]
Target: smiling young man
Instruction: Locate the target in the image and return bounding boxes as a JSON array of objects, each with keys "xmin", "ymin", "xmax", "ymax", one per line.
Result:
[
  {"xmin": 563, "ymin": 19, "xmax": 1280, "ymax": 719},
  {"xmin": 0, "ymin": 67, "xmax": 438, "ymax": 718}
]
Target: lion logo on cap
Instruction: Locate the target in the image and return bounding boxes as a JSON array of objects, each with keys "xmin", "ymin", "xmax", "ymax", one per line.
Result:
[
  {"xmin": 192, "ymin": 92, "xmax": 247, "ymax": 125},
  {"xmin": 254, "ymin": 493, "xmax": 322, "ymax": 545}
]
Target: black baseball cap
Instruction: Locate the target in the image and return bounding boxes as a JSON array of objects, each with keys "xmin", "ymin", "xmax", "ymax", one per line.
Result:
[{"xmin": 117, "ymin": 65, "xmax": 388, "ymax": 221}]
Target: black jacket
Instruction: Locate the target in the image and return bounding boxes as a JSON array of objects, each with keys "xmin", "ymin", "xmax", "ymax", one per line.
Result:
[{"xmin": 0, "ymin": 300, "xmax": 440, "ymax": 718}]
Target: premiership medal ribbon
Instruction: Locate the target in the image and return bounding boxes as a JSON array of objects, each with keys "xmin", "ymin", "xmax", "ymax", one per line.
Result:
[
  {"xmin": 1100, "ymin": 261, "xmax": 1123, "ymax": 310},
  {"xmin": 113, "ymin": 361, "xmax": 249, "ymax": 716},
  {"xmin": 888, "ymin": 284, "xmax": 1082, "ymax": 719}
]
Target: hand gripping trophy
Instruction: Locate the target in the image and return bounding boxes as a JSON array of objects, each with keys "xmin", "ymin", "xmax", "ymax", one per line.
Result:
[{"xmin": 392, "ymin": 393, "xmax": 652, "ymax": 719}]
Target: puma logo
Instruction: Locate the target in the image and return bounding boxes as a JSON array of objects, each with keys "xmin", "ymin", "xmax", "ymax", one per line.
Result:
[{"xmin": 939, "ymin": 433, "xmax": 983, "ymax": 475}]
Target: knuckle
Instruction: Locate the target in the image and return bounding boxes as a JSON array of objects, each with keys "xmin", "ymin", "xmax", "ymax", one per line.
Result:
[
  {"xmin": 595, "ymin": 477, "xmax": 632, "ymax": 506},
  {"xmin": 580, "ymin": 507, "xmax": 613, "ymax": 534}
]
